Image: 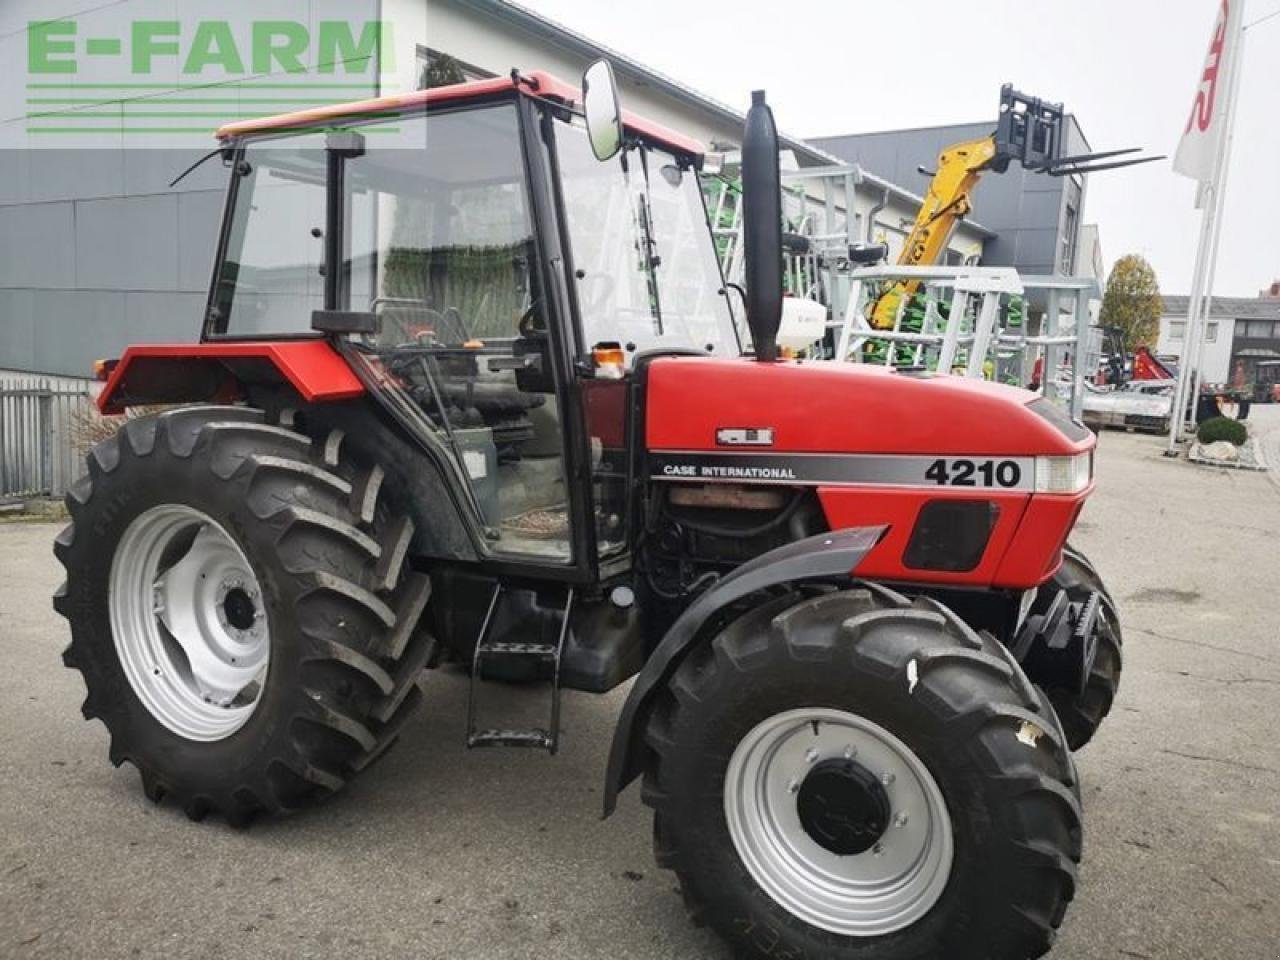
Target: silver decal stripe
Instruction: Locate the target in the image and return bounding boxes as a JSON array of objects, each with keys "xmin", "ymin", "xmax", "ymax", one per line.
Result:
[{"xmin": 650, "ymin": 451, "xmax": 1037, "ymax": 492}]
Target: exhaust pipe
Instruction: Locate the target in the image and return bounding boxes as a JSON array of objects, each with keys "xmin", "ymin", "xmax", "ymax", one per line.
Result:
[{"xmin": 741, "ymin": 90, "xmax": 783, "ymax": 362}]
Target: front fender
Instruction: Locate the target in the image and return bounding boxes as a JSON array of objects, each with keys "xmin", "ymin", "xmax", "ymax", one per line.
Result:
[{"xmin": 602, "ymin": 525, "xmax": 886, "ymax": 816}]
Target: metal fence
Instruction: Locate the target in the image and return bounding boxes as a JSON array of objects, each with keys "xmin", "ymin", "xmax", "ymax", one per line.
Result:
[{"xmin": 0, "ymin": 375, "xmax": 96, "ymax": 500}]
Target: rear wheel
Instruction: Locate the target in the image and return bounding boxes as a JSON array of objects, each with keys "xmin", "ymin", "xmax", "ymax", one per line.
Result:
[
  {"xmin": 1035, "ymin": 544, "xmax": 1123, "ymax": 751},
  {"xmin": 54, "ymin": 405, "xmax": 433, "ymax": 822},
  {"xmin": 643, "ymin": 587, "xmax": 1081, "ymax": 960}
]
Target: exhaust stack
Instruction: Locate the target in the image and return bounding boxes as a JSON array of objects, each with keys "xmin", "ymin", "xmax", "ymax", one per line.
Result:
[{"xmin": 741, "ymin": 90, "xmax": 783, "ymax": 362}]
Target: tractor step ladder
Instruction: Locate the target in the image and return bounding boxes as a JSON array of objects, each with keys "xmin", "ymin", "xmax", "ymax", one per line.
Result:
[{"xmin": 466, "ymin": 584, "xmax": 575, "ymax": 754}]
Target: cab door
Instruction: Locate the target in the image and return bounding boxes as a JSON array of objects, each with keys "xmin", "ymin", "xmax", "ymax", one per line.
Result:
[{"xmin": 339, "ymin": 101, "xmax": 587, "ymax": 569}]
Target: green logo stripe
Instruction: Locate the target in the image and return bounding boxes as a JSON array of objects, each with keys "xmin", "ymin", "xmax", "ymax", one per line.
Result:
[
  {"xmin": 27, "ymin": 127, "xmax": 232, "ymax": 134},
  {"xmin": 27, "ymin": 97, "xmax": 353, "ymax": 104},
  {"xmin": 27, "ymin": 126, "xmax": 404, "ymax": 134},
  {"xmin": 27, "ymin": 110, "xmax": 404, "ymax": 119},
  {"xmin": 26, "ymin": 82, "xmax": 392, "ymax": 90},
  {"xmin": 84, "ymin": 38, "xmax": 122, "ymax": 55}
]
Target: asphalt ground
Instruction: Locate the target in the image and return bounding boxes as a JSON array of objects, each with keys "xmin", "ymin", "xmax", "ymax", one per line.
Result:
[{"xmin": 2, "ymin": 407, "xmax": 1278, "ymax": 959}]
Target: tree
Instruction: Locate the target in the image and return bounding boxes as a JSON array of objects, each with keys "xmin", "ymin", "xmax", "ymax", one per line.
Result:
[{"xmin": 1099, "ymin": 254, "xmax": 1163, "ymax": 351}]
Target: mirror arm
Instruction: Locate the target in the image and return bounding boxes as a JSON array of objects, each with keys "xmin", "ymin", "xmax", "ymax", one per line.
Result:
[{"xmin": 510, "ymin": 69, "xmax": 540, "ymax": 92}]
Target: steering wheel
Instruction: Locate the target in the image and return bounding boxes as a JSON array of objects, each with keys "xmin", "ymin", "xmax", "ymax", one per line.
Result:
[{"xmin": 379, "ymin": 304, "xmax": 450, "ymax": 345}]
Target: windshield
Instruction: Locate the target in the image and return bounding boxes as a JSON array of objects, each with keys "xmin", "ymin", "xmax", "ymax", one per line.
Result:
[{"xmin": 555, "ymin": 119, "xmax": 739, "ymax": 364}]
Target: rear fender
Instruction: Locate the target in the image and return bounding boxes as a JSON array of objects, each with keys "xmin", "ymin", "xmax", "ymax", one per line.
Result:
[
  {"xmin": 602, "ymin": 525, "xmax": 886, "ymax": 816},
  {"xmin": 97, "ymin": 342, "xmax": 364, "ymax": 414}
]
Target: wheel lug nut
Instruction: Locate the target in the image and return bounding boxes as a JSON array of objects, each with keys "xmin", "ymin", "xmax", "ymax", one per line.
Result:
[
  {"xmin": 872, "ymin": 842, "xmax": 885, "ymax": 857},
  {"xmin": 843, "ymin": 745, "xmax": 856, "ymax": 760},
  {"xmin": 805, "ymin": 748, "xmax": 820, "ymax": 764},
  {"xmin": 787, "ymin": 778, "xmax": 800, "ymax": 794},
  {"xmin": 881, "ymin": 772, "xmax": 895, "ymax": 786},
  {"xmin": 894, "ymin": 812, "xmax": 909, "ymax": 828}
]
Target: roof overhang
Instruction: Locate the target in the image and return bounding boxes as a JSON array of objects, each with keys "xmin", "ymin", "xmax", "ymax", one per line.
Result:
[{"xmin": 457, "ymin": 0, "xmax": 833, "ymax": 164}]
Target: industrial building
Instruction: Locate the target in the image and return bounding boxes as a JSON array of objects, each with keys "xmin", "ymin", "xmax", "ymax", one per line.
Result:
[
  {"xmin": 814, "ymin": 115, "xmax": 1094, "ymax": 281},
  {"xmin": 0, "ymin": 0, "xmax": 1076, "ymax": 379}
]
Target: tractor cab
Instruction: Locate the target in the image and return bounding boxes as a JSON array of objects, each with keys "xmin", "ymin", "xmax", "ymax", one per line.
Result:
[{"xmin": 201, "ymin": 68, "xmax": 737, "ymax": 573}]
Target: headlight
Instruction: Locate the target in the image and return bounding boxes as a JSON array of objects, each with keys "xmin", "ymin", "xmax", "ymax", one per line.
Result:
[{"xmin": 1034, "ymin": 452, "xmax": 1093, "ymax": 494}]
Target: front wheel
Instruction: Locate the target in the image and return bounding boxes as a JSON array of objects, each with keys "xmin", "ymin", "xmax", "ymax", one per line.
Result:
[
  {"xmin": 643, "ymin": 587, "xmax": 1081, "ymax": 960},
  {"xmin": 1034, "ymin": 544, "xmax": 1123, "ymax": 751}
]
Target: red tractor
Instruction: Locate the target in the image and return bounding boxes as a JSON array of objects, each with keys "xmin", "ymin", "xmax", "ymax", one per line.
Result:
[{"xmin": 55, "ymin": 63, "xmax": 1120, "ymax": 960}]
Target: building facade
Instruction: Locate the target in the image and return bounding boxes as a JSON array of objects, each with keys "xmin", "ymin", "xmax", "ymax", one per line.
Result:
[
  {"xmin": 1157, "ymin": 295, "xmax": 1280, "ymax": 386},
  {"xmin": 2, "ymin": 0, "xmax": 993, "ymax": 378},
  {"xmin": 388, "ymin": 0, "xmax": 993, "ymax": 266}
]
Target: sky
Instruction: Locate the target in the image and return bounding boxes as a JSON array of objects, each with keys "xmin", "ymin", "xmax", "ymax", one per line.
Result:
[{"xmin": 522, "ymin": 0, "xmax": 1280, "ymax": 297}]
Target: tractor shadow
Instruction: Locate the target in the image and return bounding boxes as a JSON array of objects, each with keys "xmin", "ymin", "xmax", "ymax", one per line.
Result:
[{"xmin": 239, "ymin": 666, "xmax": 732, "ymax": 956}]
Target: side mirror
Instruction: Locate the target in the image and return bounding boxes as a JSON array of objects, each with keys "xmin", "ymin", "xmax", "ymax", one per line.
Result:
[{"xmin": 582, "ymin": 59, "xmax": 624, "ymax": 161}]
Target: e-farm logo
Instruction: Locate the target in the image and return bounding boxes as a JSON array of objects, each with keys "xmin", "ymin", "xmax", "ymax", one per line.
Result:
[{"xmin": 24, "ymin": 18, "xmax": 396, "ymax": 144}]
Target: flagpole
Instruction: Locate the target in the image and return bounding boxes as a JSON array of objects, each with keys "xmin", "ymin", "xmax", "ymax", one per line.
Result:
[
  {"xmin": 1165, "ymin": 1, "xmax": 1247, "ymax": 456},
  {"xmin": 1188, "ymin": 14, "xmax": 1247, "ymax": 411},
  {"xmin": 1166, "ymin": 193, "xmax": 1217, "ymax": 454}
]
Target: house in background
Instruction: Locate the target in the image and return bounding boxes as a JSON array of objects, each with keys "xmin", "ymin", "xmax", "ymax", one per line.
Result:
[{"xmin": 1156, "ymin": 294, "xmax": 1280, "ymax": 386}]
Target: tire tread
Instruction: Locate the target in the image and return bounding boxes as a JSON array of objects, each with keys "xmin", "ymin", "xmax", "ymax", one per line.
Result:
[
  {"xmin": 642, "ymin": 584, "xmax": 1081, "ymax": 960},
  {"xmin": 54, "ymin": 404, "xmax": 431, "ymax": 823}
]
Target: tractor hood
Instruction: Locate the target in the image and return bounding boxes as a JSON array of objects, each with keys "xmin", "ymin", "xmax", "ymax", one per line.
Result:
[{"xmin": 645, "ymin": 356, "xmax": 1092, "ymax": 458}]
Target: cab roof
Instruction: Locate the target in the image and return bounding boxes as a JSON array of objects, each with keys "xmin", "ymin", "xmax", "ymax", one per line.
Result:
[{"xmin": 215, "ymin": 69, "xmax": 705, "ymax": 157}]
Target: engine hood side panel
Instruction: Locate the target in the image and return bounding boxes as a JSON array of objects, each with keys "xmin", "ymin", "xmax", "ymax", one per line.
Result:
[{"xmin": 645, "ymin": 356, "xmax": 1088, "ymax": 457}]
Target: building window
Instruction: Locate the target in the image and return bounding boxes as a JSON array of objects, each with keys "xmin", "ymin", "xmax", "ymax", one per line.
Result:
[
  {"xmin": 415, "ymin": 46, "xmax": 493, "ymax": 90},
  {"xmin": 1168, "ymin": 321, "xmax": 1216, "ymax": 342},
  {"xmin": 1060, "ymin": 203, "xmax": 1079, "ymax": 274},
  {"xmin": 1240, "ymin": 319, "xmax": 1276, "ymax": 339}
]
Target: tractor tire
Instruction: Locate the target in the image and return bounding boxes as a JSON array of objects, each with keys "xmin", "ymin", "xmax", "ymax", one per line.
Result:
[
  {"xmin": 53, "ymin": 405, "xmax": 433, "ymax": 823},
  {"xmin": 1036, "ymin": 544, "xmax": 1123, "ymax": 751},
  {"xmin": 643, "ymin": 586, "xmax": 1081, "ymax": 960}
]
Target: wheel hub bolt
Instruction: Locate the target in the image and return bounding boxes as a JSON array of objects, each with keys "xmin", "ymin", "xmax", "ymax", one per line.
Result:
[
  {"xmin": 894, "ymin": 812, "xmax": 909, "ymax": 828},
  {"xmin": 843, "ymin": 745, "xmax": 857, "ymax": 760},
  {"xmin": 787, "ymin": 778, "xmax": 800, "ymax": 794},
  {"xmin": 881, "ymin": 772, "xmax": 896, "ymax": 786},
  {"xmin": 872, "ymin": 842, "xmax": 885, "ymax": 857},
  {"xmin": 805, "ymin": 748, "xmax": 820, "ymax": 764}
]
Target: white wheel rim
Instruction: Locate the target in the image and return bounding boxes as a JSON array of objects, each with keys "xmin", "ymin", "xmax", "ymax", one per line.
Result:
[
  {"xmin": 109, "ymin": 504, "xmax": 270, "ymax": 741},
  {"xmin": 724, "ymin": 707, "xmax": 954, "ymax": 937}
]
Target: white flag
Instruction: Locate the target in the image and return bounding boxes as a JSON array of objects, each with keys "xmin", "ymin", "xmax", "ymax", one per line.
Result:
[{"xmin": 1173, "ymin": 0, "xmax": 1244, "ymax": 185}]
